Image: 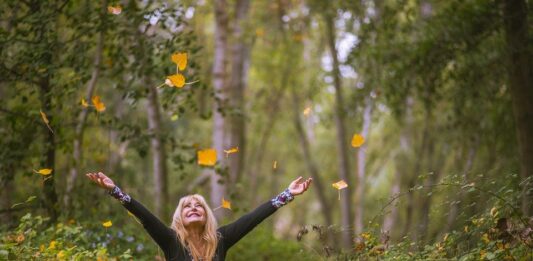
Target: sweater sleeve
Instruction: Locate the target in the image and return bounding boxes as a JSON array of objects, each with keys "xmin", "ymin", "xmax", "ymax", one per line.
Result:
[
  {"xmin": 218, "ymin": 189, "xmax": 294, "ymax": 249},
  {"xmin": 109, "ymin": 186, "xmax": 176, "ymax": 251}
]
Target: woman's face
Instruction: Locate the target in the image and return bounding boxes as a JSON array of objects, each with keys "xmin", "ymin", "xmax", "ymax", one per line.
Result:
[{"xmin": 181, "ymin": 198, "xmax": 207, "ymax": 227}]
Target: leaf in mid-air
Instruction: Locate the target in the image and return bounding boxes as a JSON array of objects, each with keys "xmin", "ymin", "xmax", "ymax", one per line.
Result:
[
  {"xmin": 81, "ymin": 98, "xmax": 89, "ymax": 108},
  {"xmin": 166, "ymin": 74, "xmax": 186, "ymax": 88},
  {"xmin": 102, "ymin": 220, "xmax": 112, "ymax": 228},
  {"xmin": 92, "ymin": 96, "xmax": 106, "ymax": 112},
  {"xmin": 273, "ymin": 161, "xmax": 277, "ymax": 169},
  {"xmin": 107, "ymin": 5, "xmax": 122, "ymax": 15},
  {"xmin": 40, "ymin": 110, "xmax": 54, "ymax": 134},
  {"xmin": 303, "ymin": 107, "xmax": 311, "ymax": 116},
  {"xmin": 171, "ymin": 52, "xmax": 188, "ymax": 71},
  {"xmin": 332, "ymin": 180, "xmax": 348, "ymax": 190},
  {"xmin": 224, "ymin": 147, "xmax": 239, "ymax": 157},
  {"xmin": 198, "ymin": 149, "xmax": 217, "ymax": 166},
  {"xmin": 221, "ymin": 198, "xmax": 231, "ymax": 210},
  {"xmin": 351, "ymin": 134, "xmax": 365, "ymax": 148},
  {"xmin": 34, "ymin": 168, "xmax": 53, "ymax": 176}
]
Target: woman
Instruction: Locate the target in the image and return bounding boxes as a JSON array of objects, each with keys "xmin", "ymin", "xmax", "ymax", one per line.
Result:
[{"xmin": 86, "ymin": 172, "xmax": 312, "ymax": 261}]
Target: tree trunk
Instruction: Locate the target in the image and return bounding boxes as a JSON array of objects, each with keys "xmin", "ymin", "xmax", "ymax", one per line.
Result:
[
  {"xmin": 211, "ymin": 0, "xmax": 231, "ymax": 215},
  {"xmin": 355, "ymin": 96, "xmax": 373, "ymax": 235},
  {"xmin": 64, "ymin": 2, "xmax": 106, "ymax": 210},
  {"xmin": 324, "ymin": 13, "xmax": 353, "ymax": 248},
  {"xmin": 227, "ymin": 0, "xmax": 250, "ymax": 187},
  {"xmin": 146, "ymin": 79, "xmax": 169, "ymax": 219},
  {"xmin": 291, "ymin": 88, "xmax": 334, "ymax": 229},
  {"xmin": 503, "ymin": 0, "xmax": 533, "ymax": 216}
]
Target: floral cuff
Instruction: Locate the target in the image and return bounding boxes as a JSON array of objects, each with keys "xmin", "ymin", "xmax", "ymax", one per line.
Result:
[
  {"xmin": 108, "ymin": 186, "xmax": 131, "ymax": 204},
  {"xmin": 271, "ymin": 189, "xmax": 294, "ymax": 209}
]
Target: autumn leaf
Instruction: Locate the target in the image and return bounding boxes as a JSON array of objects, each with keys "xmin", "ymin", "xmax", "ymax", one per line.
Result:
[
  {"xmin": 332, "ymin": 180, "xmax": 348, "ymax": 200},
  {"xmin": 166, "ymin": 74, "xmax": 186, "ymax": 88},
  {"xmin": 107, "ymin": 5, "xmax": 122, "ymax": 15},
  {"xmin": 40, "ymin": 110, "xmax": 54, "ymax": 134},
  {"xmin": 222, "ymin": 198, "xmax": 231, "ymax": 210},
  {"xmin": 255, "ymin": 28, "xmax": 265, "ymax": 37},
  {"xmin": 171, "ymin": 52, "xmax": 188, "ymax": 71},
  {"xmin": 224, "ymin": 147, "xmax": 239, "ymax": 157},
  {"xmin": 48, "ymin": 240, "xmax": 57, "ymax": 250},
  {"xmin": 303, "ymin": 107, "xmax": 311, "ymax": 116},
  {"xmin": 273, "ymin": 161, "xmax": 277, "ymax": 169},
  {"xmin": 332, "ymin": 180, "xmax": 348, "ymax": 190},
  {"xmin": 198, "ymin": 149, "xmax": 217, "ymax": 166},
  {"xmin": 102, "ymin": 220, "xmax": 112, "ymax": 228},
  {"xmin": 34, "ymin": 168, "xmax": 53, "ymax": 176},
  {"xmin": 92, "ymin": 96, "xmax": 106, "ymax": 112},
  {"xmin": 81, "ymin": 98, "xmax": 89, "ymax": 108},
  {"xmin": 351, "ymin": 134, "xmax": 365, "ymax": 148},
  {"xmin": 15, "ymin": 234, "xmax": 25, "ymax": 244}
]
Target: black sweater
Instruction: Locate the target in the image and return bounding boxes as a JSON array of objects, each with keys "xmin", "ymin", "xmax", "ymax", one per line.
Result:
[{"xmin": 121, "ymin": 197, "xmax": 279, "ymax": 261}]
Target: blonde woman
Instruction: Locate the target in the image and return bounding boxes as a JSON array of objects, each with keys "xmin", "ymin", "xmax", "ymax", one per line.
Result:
[{"xmin": 86, "ymin": 172, "xmax": 312, "ymax": 261}]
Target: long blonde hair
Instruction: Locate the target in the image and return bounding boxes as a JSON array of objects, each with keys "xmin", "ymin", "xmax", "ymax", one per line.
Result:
[{"xmin": 171, "ymin": 194, "xmax": 218, "ymax": 261}]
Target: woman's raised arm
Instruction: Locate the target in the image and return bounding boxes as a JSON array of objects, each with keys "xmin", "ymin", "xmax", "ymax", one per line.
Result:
[
  {"xmin": 86, "ymin": 172, "xmax": 176, "ymax": 251},
  {"xmin": 218, "ymin": 176, "xmax": 312, "ymax": 249}
]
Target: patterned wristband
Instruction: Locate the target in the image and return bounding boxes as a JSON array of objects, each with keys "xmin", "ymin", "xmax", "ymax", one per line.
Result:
[
  {"xmin": 270, "ymin": 189, "xmax": 294, "ymax": 209},
  {"xmin": 108, "ymin": 186, "xmax": 131, "ymax": 204}
]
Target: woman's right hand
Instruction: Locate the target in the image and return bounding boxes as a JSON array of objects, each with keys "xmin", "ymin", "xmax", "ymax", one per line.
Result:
[{"xmin": 86, "ymin": 172, "xmax": 116, "ymax": 190}]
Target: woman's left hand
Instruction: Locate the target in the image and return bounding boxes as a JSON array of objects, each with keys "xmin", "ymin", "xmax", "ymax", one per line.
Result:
[{"xmin": 288, "ymin": 176, "xmax": 313, "ymax": 196}]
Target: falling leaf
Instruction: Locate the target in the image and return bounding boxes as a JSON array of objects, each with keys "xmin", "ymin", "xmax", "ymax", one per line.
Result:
[
  {"xmin": 171, "ymin": 52, "xmax": 188, "ymax": 71},
  {"xmin": 273, "ymin": 161, "xmax": 277, "ymax": 169},
  {"xmin": 332, "ymin": 180, "xmax": 348, "ymax": 200},
  {"xmin": 224, "ymin": 147, "xmax": 239, "ymax": 157},
  {"xmin": 303, "ymin": 107, "xmax": 311, "ymax": 116},
  {"xmin": 198, "ymin": 149, "xmax": 217, "ymax": 166},
  {"xmin": 351, "ymin": 134, "xmax": 365, "ymax": 148},
  {"xmin": 40, "ymin": 110, "xmax": 54, "ymax": 134},
  {"xmin": 34, "ymin": 168, "xmax": 53, "ymax": 176},
  {"xmin": 107, "ymin": 5, "xmax": 122, "ymax": 15},
  {"xmin": 332, "ymin": 180, "xmax": 348, "ymax": 190},
  {"xmin": 171, "ymin": 114, "xmax": 179, "ymax": 121},
  {"xmin": 166, "ymin": 74, "xmax": 186, "ymax": 88},
  {"xmin": 221, "ymin": 198, "xmax": 231, "ymax": 210},
  {"xmin": 102, "ymin": 220, "xmax": 112, "ymax": 228},
  {"xmin": 81, "ymin": 98, "xmax": 89, "ymax": 108},
  {"xmin": 92, "ymin": 96, "xmax": 106, "ymax": 112}
]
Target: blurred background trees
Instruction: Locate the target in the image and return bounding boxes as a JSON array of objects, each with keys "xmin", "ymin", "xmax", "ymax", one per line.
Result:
[{"xmin": 1, "ymin": 0, "xmax": 531, "ymax": 259}]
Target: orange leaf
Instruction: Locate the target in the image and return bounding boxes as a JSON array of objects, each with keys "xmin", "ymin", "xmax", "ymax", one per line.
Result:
[
  {"xmin": 351, "ymin": 134, "xmax": 365, "ymax": 148},
  {"xmin": 166, "ymin": 74, "xmax": 186, "ymax": 88},
  {"xmin": 197, "ymin": 149, "xmax": 217, "ymax": 166},
  {"xmin": 224, "ymin": 147, "xmax": 239, "ymax": 157},
  {"xmin": 222, "ymin": 198, "xmax": 231, "ymax": 210},
  {"xmin": 34, "ymin": 168, "xmax": 53, "ymax": 176},
  {"xmin": 332, "ymin": 180, "xmax": 348, "ymax": 190},
  {"xmin": 40, "ymin": 110, "xmax": 54, "ymax": 134},
  {"xmin": 92, "ymin": 96, "xmax": 106, "ymax": 112},
  {"xmin": 107, "ymin": 5, "xmax": 122, "ymax": 15},
  {"xmin": 171, "ymin": 52, "xmax": 188, "ymax": 71},
  {"xmin": 81, "ymin": 98, "xmax": 89, "ymax": 108}
]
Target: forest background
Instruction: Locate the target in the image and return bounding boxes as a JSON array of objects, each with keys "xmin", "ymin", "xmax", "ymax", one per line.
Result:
[{"xmin": 0, "ymin": 0, "xmax": 532, "ymax": 260}]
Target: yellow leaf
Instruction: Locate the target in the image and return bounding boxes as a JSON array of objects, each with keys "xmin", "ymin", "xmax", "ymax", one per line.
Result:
[
  {"xmin": 81, "ymin": 98, "xmax": 89, "ymax": 108},
  {"xmin": 107, "ymin": 5, "xmax": 122, "ymax": 15},
  {"xmin": 34, "ymin": 168, "xmax": 53, "ymax": 176},
  {"xmin": 332, "ymin": 180, "xmax": 348, "ymax": 190},
  {"xmin": 480, "ymin": 250, "xmax": 486, "ymax": 259},
  {"xmin": 166, "ymin": 74, "xmax": 186, "ymax": 88},
  {"xmin": 481, "ymin": 233, "xmax": 490, "ymax": 244},
  {"xmin": 351, "ymin": 134, "xmax": 365, "ymax": 148},
  {"xmin": 303, "ymin": 107, "xmax": 311, "ymax": 116},
  {"xmin": 273, "ymin": 161, "xmax": 277, "ymax": 169},
  {"xmin": 92, "ymin": 96, "xmax": 106, "ymax": 112},
  {"xmin": 57, "ymin": 250, "xmax": 65, "ymax": 259},
  {"xmin": 221, "ymin": 198, "xmax": 231, "ymax": 210},
  {"xmin": 464, "ymin": 226, "xmax": 469, "ymax": 233},
  {"xmin": 171, "ymin": 52, "xmax": 188, "ymax": 71},
  {"xmin": 224, "ymin": 147, "xmax": 239, "ymax": 157},
  {"xmin": 198, "ymin": 149, "xmax": 217, "ymax": 166},
  {"xmin": 40, "ymin": 110, "xmax": 54, "ymax": 134},
  {"xmin": 171, "ymin": 114, "xmax": 179, "ymax": 121},
  {"xmin": 102, "ymin": 220, "xmax": 112, "ymax": 228},
  {"xmin": 48, "ymin": 240, "xmax": 57, "ymax": 250},
  {"xmin": 255, "ymin": 28, "xmax": 265, "ymax": 37}
]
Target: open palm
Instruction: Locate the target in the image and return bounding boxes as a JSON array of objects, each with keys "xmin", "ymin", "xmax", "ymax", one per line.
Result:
[{"xmin": 288, "ymin": 176, "xmax": 312, "ymax": 196}]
